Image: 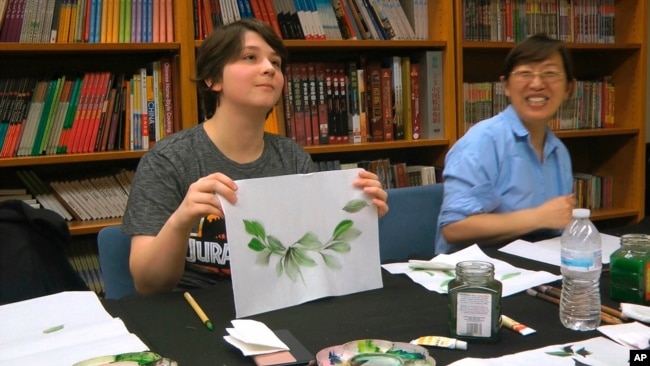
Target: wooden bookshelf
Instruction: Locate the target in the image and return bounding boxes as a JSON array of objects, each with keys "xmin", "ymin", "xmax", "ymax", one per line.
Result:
[
  {"xmin": 189, "ymin": 0, "xmax": 458, "ymax": 167},
  {"xmin": 453, "ymin": 0, "xmax": 647, "ymax": 227},
  {"xmin": 2, "ymin": 0, "xmax": 645, "ymax": 235}
]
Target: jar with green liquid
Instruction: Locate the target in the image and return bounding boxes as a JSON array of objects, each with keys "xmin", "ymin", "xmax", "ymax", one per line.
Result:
[
  {"xmin": 448, "ymin": 261, "xmax": 502, "ymax": 343},
  {"xmin": 610, "ymin": 233, "xmax": 650, "ymax": 304}
]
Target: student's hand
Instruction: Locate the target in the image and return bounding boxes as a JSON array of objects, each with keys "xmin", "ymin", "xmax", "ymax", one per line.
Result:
[
  {"xmin": 354, "ymin": 169, "xmax": 389, "ymax": 218},
  {"xmin": 537, "ymin": 194, "xmax": 575, "ymax": 230},
  {"xmin": 174, "ymin": 172, "xmax": 238, "ymax": 228}
]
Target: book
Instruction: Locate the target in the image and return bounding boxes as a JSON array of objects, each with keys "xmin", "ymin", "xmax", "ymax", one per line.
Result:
[
  {"xmin": 379, "ymin": 66, "xmax": 393, "ymax": 141},
  {"xmin": 38, "ymin": 76, "xmax": 67, "ymax": 155},
  {"xmin": 0, "ymin": 0, "xmax": 9, "ymax": 32},
  {"xmin": 45, "ymin": 79, "xmax": 73, "ymax": 155},
  {"xmin": 418, "ymin": 50, "xmax": 443, "ymax": 139},
  {"xmin": 261, "ymin": 0, "xmax": 282, "ymax": 38},
  {"xmin": 56, "ymin": 76, "xmax": 82, "ymax": 153},
  {"xmin": 307, "ymin": 62, "xmax": 319, "ymax": 145},
  {"xmin": 409, "ymin": 60, "xmax": 420, "ymax": 140},
  {"xmin": 333, "ymin": 63, "xmax": 348, "ymax": 144},
  {"xmin": 366, "ymin": 60, "xmax": 383, "ymax": 141},
  {"xmin": 346, "ymin": 60, "xmax": 360, "ymax": 143},
  {"xmin": 290, "ymin": 63, "xmax": 307, "ymax": 146},
  {"xmin": 17, "ymin": 80, "xmax": 47, "ymax": 156},
  {"xmin": 399, "ymin": 55, "xmax": 410, "ymax": 140},
  {"xmin": 356, "ymin": 66, "xmax": 368, "ymax": 142},
  {"xmin": 330, "ymin": 0, "xmax": 355, "ymax": 39}
]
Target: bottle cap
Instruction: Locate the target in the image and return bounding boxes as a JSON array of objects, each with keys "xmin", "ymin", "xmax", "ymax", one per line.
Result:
[
  {"xmin": 455, "ymin": 340, "xmax": 468, "ymax": 350},
  {"xmin": 572, "ymin": 208, "xmax": 591, "ymax": 218}
]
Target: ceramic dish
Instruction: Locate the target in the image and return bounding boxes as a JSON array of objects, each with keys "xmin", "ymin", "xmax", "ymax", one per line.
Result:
[{"xmin": 316, "ymin": 339, "xmax": 436, "ymax": 365}]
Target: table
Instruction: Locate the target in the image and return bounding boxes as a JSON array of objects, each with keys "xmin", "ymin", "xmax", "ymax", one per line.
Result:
[{"xmin": 102, "ymin": 247, "xmax": 622, "ymax": 366}]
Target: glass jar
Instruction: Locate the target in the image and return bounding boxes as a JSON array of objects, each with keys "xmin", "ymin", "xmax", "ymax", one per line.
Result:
[
  {"xmin": 448, "ymin": 261, "xmax": 502, "ymax": 343},
  {"xmin": 610, "ymin": 233, "xmax": 650, "ymax": 304}
]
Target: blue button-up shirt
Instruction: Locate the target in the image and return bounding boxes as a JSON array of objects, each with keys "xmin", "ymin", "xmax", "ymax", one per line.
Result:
[{"xmin": 435, "ymin": 105, "xmax": 573, "ymax": 254}]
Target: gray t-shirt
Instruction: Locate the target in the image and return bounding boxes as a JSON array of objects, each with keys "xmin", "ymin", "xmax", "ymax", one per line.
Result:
[{"xmin": 122, "ymin": 124, "xmax": 314, "ymax": 288}]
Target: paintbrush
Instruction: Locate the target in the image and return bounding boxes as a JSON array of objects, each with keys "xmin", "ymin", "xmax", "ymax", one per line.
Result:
[
  {"xmin": 536, "ymin": 285, "xmax": 628, "ymax": 321},
  {"xmin": 526, "ymin": 288, "xmax": 623, "ymax": 325}
]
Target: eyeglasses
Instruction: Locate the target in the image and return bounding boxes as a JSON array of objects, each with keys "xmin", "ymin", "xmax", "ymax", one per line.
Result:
[{"xmin": 510, "ymin": 70, "xmax": 565, "ymax": 83}]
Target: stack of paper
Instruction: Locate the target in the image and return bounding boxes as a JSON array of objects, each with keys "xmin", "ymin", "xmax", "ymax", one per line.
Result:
[
  {"xmin": 0, "ymin": 291, "xmax": 149, "ymax": 366},
  {"xmin": 382, "ymin": 244, "xmax": 561, "ymax": 296}
]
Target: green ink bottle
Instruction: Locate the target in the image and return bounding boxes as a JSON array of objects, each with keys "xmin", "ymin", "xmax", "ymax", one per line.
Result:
[
  {"xmin": 610, "ymin": 233, "xmax": 650, "ymax": 304},
  {"xmin": 448, "ymin": 260, "xmax": 502, "ymax": 343}
]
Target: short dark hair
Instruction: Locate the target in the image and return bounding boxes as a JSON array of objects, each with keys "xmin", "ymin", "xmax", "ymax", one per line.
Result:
[
  {"xmin": 194, "ymin": 19, "xmax": 289, "ymax": 120},
  {"xmin": 502, "ymin": 34, "xmax": 575, "ymax": 82}
]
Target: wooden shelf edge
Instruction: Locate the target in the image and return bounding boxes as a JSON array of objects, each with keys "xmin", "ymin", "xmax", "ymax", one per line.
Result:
[
  {"xmin": 0, "ymin": 151, "xmax": 146, "ymax": 167},
  {"xmin": 69, "ymin": 218, "xmax": 123, "ymax": 236},
  {"xmin": 462, "ymin": 41, "xmax": 642, "ymax": 51},
  {"xmin": 591, "ymin": 207, "xmax": 639, "ymax": 221},
  {"xmin": 194, "ymin": 40, "xmax": 447, "ymax": 50},
  {"xmin": 0, "ymin": 43, "xmax": 181, "ymax": 53},
  {"xmin": 554, "ymin": 128, "xmax": 639, "ymax": 138},
  {"xmin": 305, "ymin": 139, "xmax": 449, "ymax": 154}
]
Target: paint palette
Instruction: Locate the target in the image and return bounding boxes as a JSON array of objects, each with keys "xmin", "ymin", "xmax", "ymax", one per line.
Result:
[
  {"xmin": 73, "ymin": 351, "xmax": 178, "ymax": 366},
  {"xmin": 315, "ymin": 339, "xmax": 436, "ymax": 365}
]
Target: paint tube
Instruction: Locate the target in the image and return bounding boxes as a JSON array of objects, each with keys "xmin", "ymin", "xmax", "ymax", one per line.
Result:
[{"xmin": 410, "ymin": 336, "xmax": 468, "ymax": 350}]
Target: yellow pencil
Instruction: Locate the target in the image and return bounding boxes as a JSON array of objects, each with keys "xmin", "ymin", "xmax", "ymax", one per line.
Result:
[{"xmin": 184, "ymin": 292, "xmax": 213, "ymax": 331}]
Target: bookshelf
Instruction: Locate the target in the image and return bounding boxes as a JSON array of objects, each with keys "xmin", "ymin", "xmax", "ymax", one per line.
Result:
[
  {"xmin": 0, "ymin": 1, "xmax": 196, "ymax": 235},
  {"xmin": 3, "ymin": 0, "xmax": 645, "ymax": 237},
  {"xmin": 453, "ymin": 0, "xmax": 647, "ymax": 228},
  {"xmin": 188, "ymin": 0, "xmax": 458, "ymax": 169}
]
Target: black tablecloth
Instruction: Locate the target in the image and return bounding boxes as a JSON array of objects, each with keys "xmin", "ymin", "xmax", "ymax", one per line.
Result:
[{"xmin": 102, "ymin": 247, "xmax": 621, "ymax": 366}]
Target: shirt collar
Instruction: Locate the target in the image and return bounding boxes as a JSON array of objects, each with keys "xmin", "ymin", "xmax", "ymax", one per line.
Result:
[{"xmin": 503, "ymin": 104, "xmax": 562, "ymax": 157}]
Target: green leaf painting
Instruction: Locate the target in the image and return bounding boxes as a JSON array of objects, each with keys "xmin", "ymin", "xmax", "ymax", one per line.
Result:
[
  {"xmin": 545, "ymin": 344, "xmax": 593, "ymax": 360},
  {"xmin": 244, "ymin": 199, "xmax": 369, "ymax": 283}
]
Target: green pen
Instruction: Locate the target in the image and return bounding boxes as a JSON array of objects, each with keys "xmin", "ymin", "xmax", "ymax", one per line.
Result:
[{"xmin": 184, "ymin": 292, "xmax": 213, "ymax": 331}]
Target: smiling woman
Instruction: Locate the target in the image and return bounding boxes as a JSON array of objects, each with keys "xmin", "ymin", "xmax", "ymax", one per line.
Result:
[{"xmin": 435, "ymin": 34, "xmax": 577, "ymax": 255}]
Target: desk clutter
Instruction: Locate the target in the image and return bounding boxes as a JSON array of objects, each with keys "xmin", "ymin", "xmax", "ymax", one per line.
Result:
[{"xmin": 0, "ymin": 291, "xmax": 176, "ymax": 366}]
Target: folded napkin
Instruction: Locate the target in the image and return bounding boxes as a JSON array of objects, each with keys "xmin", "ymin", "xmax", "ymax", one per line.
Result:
[
  {"xmin": 621, "ymin": 303, "xmax": 650, "ymax": 323},
  {"xmin": 223, "ymin": 319, "xmax": 289, "ymax": 356},
  {"xmin": 381, "ymin": 244, "xmax": 561, "ymax": 297}
]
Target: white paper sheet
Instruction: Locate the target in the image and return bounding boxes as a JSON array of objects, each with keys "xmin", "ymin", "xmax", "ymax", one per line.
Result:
[
  {"xmin": 0, "ymin": 291, "xmax": 149, "ymax": 366},
  {"xmin": 499, "ymin": 233, "xmax": 621, "ymax": 267},
  {"xmin": 448, "ymin": 336, "xmax": 629, "ymax": 366},
  {"xmin": 598, "ymin": 321, "xmax": 650, "ymax": 350},
  {"xmin": 221, "ymin": 169, "xmax": 383, "ymax": 318},
  {"xmin": 382, "ymin": 244, "xmax": 560, "ymax": 297}
]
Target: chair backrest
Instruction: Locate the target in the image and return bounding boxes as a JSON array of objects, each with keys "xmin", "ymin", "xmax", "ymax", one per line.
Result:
[
  {"xmin": 97, "ymin": 225, "xmax": 137, "ymax": 300},
  {"xmin": 378, "ymin": 184, "xmax": 444, "ymax": 263}
]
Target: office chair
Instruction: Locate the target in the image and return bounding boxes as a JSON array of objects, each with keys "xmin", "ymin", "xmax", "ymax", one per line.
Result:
[
  {"xmin": 378, "ymin": 184, "xmax": 444, "ymax": 263},
  {"xmin": 97, "ymin": 225, "xmax": 137, "ymax": 300}
]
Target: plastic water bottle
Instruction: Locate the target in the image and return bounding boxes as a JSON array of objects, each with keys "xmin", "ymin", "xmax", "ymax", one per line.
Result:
[{"xmin": 559, "ymin": 208, "xmax": 602, "ymax": 331}]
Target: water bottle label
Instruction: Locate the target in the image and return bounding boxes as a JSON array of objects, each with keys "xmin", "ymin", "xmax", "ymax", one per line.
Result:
[{"xmin": 561, "ymin": 248, "xmax": 602, "ymax": 271}]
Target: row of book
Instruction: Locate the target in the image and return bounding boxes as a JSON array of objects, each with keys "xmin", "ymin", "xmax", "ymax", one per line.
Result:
[
  {"xmin": 13, "ymin": 168, "xmax": 134, "ymax": 221},
  {"xmin": 0, "ymin": 57, "xmax": 176, "ymax": 158},
  {"xmin": 194, "ymin": 0, "xmax": 427, "ymax": 41},
  {"xmin": 274, "ymin": 51, "xmax": 444, "ymax": 147},
  {"xmin": 65, "ymin": 235, "xmax": 105, "ymax": 296},
  {"xmin": 461, "ymin": 77, "xmax": 615, "ymax": 135},
  {"xmin": 0, "ymin": 0, "xmax": 175, "ymax": 43},
  {"xmin": 0, "ymin": 187, "xmax": 41, "ymax": 208},
  {"xmin": 573, "ymin": 172, "xmax": 613, "ymax": 210},
  {"xmin": 461, "ymin": 0, "xmax": 616, "ymax": 44},
  {"xmin": 314, "ymin": 158, "xmax": 442, "ymax": 190}
]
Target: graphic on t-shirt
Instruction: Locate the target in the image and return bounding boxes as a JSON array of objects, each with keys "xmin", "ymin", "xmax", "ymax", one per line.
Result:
[{"xmin": 187, "ymin": 214, "xmax": 230, "ymax": 276}]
